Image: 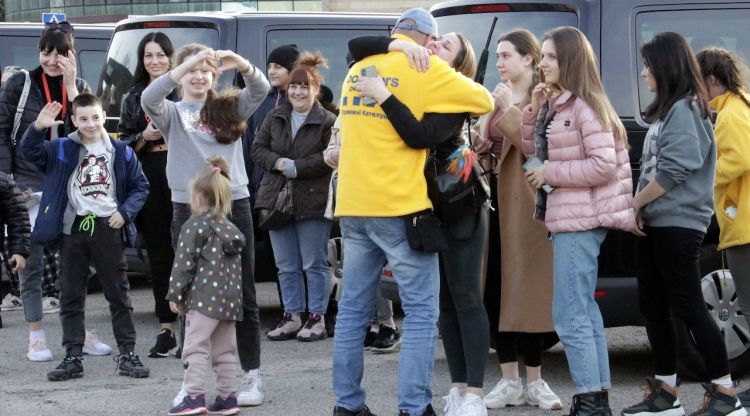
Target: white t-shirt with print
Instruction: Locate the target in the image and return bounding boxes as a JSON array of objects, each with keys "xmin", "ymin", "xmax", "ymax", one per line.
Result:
[{"xmin": 69, "ymin": 140, "xmax": 118, "ymax": 217}]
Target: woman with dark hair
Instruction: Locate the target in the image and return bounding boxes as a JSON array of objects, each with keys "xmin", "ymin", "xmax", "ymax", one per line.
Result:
[
  {"xmin": 697, "ymin": 47, "xmax": 750, "ymax": 407},
  {"xmin": 0, "ymin": 21, "xmax": 110, "ymax": 363},
  {"xmin": 623, "ymin": 33, "xmax": 745, "ymax": 416},
  {"xmin": 117, "ymin": 31, "xmax": 179, "ymax": 358}
]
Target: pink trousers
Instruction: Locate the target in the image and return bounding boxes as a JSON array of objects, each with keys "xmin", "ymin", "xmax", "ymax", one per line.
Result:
[{"xmin": 182, "ymin": 309, "xmax": 238, "ymax": 396}]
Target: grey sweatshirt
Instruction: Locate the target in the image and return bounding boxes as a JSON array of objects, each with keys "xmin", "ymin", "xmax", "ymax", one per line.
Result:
[
  {"xmin": 637, "ymin": 98, "xmax": 716, "ymax": 232},
  {"xmin": 141, "ymin": 68, "xmax": 270, "ymax": 203}
]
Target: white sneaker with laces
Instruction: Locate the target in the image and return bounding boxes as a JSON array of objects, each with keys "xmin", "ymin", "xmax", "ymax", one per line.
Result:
[
  {"xmin": 526, "ymin": 379, "xmax": 563, "ymax": 410},
  {"xmin": 27, "ymin": 335, "xmax": 53, "ymax": 362},
  {"xmin": 484, "ymin": 378, "xmax": 525, "ymax": 409},
  {"xmin": 1, "ymin": 293, "xmax": 23, "ymax": 311},
  {"xmin": 237, "ymin": 372, "xmax": 264, "ymax": 406},
  {"xmin": 457, "ymin": 392, "xmax": 488, "ymax": 416},
  {"xmin": 172, "ymin": 382, "xmax": 187, "ymax": 407},
  {"xmin": 443, "ymin": 387, "xmax": 463, "ymax": 416},
  {"xmin": 82, "ymin": 330, "xmax": 112, "ymax": 355},
  {"xmin": 42, "ymin": 297, "xmax": 60, "ymax": 314}
]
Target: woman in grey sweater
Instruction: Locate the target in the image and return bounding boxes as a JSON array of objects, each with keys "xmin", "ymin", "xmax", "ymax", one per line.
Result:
[{"xmin": 142, "ymin": 43, "xmax": 270, "ymax": 408}]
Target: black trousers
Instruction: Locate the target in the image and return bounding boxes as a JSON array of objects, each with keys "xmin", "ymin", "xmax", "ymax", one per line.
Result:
[
  {"xmin": 173, "ymin": 198, "xmax": 261, "ymax": 371},
  {"xmin": 139, "ymin": 151, "xmax": 176, "ymax": 323},
  {"xmin": 60, "ymin": 216, "xmax": 136, "ymax": 355},
  {"xmin": 495, "ymin": 331, "xmax": 544, "ymax": 367},
  {"xmin": 637, "ymin": 226, "xmax": 729, "ymax": 379}
]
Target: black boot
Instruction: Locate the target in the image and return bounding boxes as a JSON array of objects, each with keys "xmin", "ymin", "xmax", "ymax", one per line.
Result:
[{"xmin": 565, "ymin": 391, "xmax": 613, "ymax": 416}]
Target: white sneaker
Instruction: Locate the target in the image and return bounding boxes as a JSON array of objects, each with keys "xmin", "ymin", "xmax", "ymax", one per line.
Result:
[
  {"xmin": 457, "ymin": 392, "xmax": 488, "ymax": 416},
  {"xmin": 526, "ymin": 379, "xmax": 563, "ymax": 410},
  {"xmin": 82, "ymin": 330, "xmax": 112, "ymax": 355},
  {"xmin": 172, "ymin": 382, "xmax": 187, "ymax": 407},
  {"xmin": 42, "ymin": 297, "xmax": 60, "ymax": 314},
  {"xmin": 484, "ymin": 378, "xmax": 525, "ymax": 409},
  {"xmin": 1, "ymin": 293, "xmax": 23, "ymax": 311},
  {"xmin": 27, "ymin": 335, "xmax": 53, "ymax": 362},
  {"xmin": 237, "ymin": 372, "xmax": 264, "ymax": 406},
  {"xmin": 443, "ymin": 387, "xmax": 463, "ymax": 416}
]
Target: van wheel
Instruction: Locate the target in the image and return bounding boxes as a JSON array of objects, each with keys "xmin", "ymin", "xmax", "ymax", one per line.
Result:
[{"xmin": 676, "ymin": 245, "xmax": 750, "ymax": 380}]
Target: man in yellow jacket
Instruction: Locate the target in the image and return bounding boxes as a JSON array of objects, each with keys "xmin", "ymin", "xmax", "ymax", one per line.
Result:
[{"xmin": 331, "ymin": 8, "xmax": 494, "ymax": 416}]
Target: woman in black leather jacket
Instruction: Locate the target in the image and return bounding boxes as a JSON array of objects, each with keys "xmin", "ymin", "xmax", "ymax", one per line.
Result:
[{"xmin": 117, "ymin": 32, "xmax": 180, "ymax": 358}]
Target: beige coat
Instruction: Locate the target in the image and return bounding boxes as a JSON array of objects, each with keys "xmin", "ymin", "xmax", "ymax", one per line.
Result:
[{"xmin": 478, "ymin": 101, "xmax": 554, "ymax": 333}]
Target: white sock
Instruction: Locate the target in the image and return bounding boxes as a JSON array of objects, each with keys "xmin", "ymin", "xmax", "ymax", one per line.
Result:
[
  {"xmin": 712, "ymin": 374, "xmax": 733, "ymax": 390},
  {"xmin": 246, "ymin": 368, "xmax": 260, "ymax": 377},
  {"xmin": 655, "ymin": 374, "xmax": 677, "ymax": 388},
  {"xmin": 30, "ymin": 330, "xmax": 45, "ymax": 341},
  {"xmin": 290, "ymin": 313, "xmax": 301, "ymax": 322},
  {"xmin": 369, "ymin": 324, "xmax": 380, "ymax": 334}
]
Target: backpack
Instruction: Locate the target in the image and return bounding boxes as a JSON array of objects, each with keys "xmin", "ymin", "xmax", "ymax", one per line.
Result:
[{"xmin": 10, "ymin": 70, "xmax": 31, "ymax": 149}]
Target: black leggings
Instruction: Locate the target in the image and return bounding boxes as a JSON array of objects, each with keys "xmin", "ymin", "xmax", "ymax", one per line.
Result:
[
  {"xmin": 637, "ymin": 226, "xmax": 729, "ymax": 379},
  {"xmin": 495, "ymin": 331, "xmax": 544, "ymax": 367},
  {"xmin": 439, "ymin": 208, "xmax": 490, "ymax": 388}
]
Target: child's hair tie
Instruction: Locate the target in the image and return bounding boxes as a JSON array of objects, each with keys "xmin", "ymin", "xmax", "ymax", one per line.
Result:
[{"xmin": 212, "ymin": 166, "xmax": 220, "ymax": 173}]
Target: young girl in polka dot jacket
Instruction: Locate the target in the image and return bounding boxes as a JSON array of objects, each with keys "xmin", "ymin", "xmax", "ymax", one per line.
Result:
[{"xmin": 166, "ymin": 155, "xmax": 246, "ymax": 416}]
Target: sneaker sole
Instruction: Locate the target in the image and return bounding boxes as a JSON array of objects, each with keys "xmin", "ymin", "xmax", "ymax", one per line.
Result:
[
  {"xmin": 1, "ymin": 306, "xmax": 23, "ymax": 311},
  {"xmin": 484, "ymin": 397, "xmax": 526, "ymax": 409},
  {"xmin": 148, "ymin": 349, "xmax": 174, "ymax": 358},
  {"xmin": 82, "ymin": 348, "xmax": 111, "ymax": 356},
  {"xmin": 43, "ymin": 308, "xmax": 60, "ymax": 314},
  {"xmin": 28, "ymin": 353, "xmax": 54, "ymax": 362},
  {"xmin": 168, "ymin": 407, "xmax": 208, "ymax": 415},
  {"xmin": 48, "ymin": 372, "xmax": 84, "ymax": 381},
  {"xmin": 208, "ymin": 407, "xmax": 240, "ymax": 415},
  {"xmin": 620, "ymin": 408, "xmax": 685, "ymax": 416},
  {"xmin": 119, "ymin": 370, "xmax": 150, "ymax": 378},
  {"xmin": 527, "ymin": 398, "xmax": 563, "ymax": 411},
  {"xmin": 297, "ymin": 332, "xmax": 328, "ymax": 342},
  {"xmin": 267, "ymin": 331, "xmax": 300, "ymax": 341},
  {"xmin": 725, "ymin": 409, "xmax": 746, "ymax": 416},
  {"xmin": 371, "ymin": 338, "xmax": 402, "ymax": 354}
]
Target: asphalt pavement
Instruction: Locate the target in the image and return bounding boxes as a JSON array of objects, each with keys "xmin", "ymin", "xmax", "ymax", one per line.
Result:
[{"xmin": 0, "ymin": 278, "xmax": 725, "ymax": 416}]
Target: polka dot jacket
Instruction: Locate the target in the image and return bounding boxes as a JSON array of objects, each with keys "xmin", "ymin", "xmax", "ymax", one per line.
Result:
[{"xmin": 166, "ymin": 212, "xmax": 246, "ymax": 321}]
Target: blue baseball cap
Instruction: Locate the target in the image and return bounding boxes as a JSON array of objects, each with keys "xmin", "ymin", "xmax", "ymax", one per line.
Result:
[{"xmin": 395, "ymin": 8, "xmax": 438, "ymax": 37}]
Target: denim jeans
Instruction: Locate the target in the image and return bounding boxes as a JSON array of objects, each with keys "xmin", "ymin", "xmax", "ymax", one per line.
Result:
[
  {"xmin": 269, "ymin": 217, "xmax": 333, "ymax": 314},
  {"xmin": 333, "ymin": 217, "xmax": 439, "ymax": 416},
  {"xmin": 19, "ymin": 243, "xmax": 45, "ymax": 323},
  {"xmin": 551, "ymin": 228, "xmax": 611, "ymax": 393}
]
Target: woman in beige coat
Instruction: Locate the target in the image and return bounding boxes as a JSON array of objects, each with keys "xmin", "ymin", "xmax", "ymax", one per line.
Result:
[{"xmin": 476, "ymin": 29, "xmax": 561, "ymax": 411}]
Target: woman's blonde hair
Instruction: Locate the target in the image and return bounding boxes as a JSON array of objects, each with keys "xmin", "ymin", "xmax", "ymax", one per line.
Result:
[
  {"xmin": 175, "ymin": 43, "xmax": 247, "ymax": 144},
  {"xmin": 543, "ymin": 27, "xmax": 627, "ymax": 144},
  {"xmin": 451, "ymin": 32, "xmax": 477, "ymax": 79},
  {"xmin": 191, "ymin": 156, "xmax": 232, "ymax": 218}
]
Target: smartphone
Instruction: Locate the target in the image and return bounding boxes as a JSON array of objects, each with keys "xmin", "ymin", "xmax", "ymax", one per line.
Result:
[
  {"xmin": 360, "ymin": 65, "xmax": 377, "ymax": 106},
  {"xmin": 522, "ymin": 155, "xmax": 554, "ymax": 193}
]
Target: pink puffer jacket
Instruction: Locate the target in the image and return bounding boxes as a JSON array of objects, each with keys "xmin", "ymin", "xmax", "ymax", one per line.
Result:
[{"xmin": 521, "ymin": 91, "xmax": 635, "ymax": 233}]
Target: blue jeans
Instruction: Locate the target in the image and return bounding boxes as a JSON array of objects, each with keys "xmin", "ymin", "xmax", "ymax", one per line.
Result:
[
  {"xmin": 333, "ymin": 217, "xmax": 439, "ymax": 416},
  {"xmin": 269, "ymin": 217, "xmax": 333, "ymax": 314},
  {"xmin": 551, "ymin": 228, "xmax": 611, "ymax": 393}
]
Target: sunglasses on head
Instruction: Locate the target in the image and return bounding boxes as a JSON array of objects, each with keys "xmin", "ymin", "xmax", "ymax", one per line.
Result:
[{"xmin": 44, "ymin": 21, "xmax": 73, "ymax": 34}]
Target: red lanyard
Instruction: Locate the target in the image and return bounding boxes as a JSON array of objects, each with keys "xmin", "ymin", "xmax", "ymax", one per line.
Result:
[{"xmin": 41, "ymin": 74, "xmax": 67, "ymax": 122}]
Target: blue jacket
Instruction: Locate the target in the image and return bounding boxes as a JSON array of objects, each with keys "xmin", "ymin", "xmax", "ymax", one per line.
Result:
[{"xmin": 20, "ymin": 124, "xmax": 149, "ymax": 248}]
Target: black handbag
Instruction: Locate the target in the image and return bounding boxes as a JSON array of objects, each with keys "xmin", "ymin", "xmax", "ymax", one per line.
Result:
[
  {"xmin": 257, "ymin": 180, "xmax": 293, "ymax": 231},
  {"xmin": 425, "ymin": 151, "xmax": 484, "ymax": 224}
]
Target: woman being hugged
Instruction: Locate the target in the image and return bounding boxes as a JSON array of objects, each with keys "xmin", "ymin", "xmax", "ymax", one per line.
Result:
[
  {"xmin": 251, "ymin": 51, "xmax": 336, "ymax": 343},
  {"xmin": 521, "ymin": 26, "xmax": 634, "ymax": 416},
  {"xmin": 476, "ymin": 29, "xmax": 561, "ymax": 412},
  {"xmin": 142, "ymin": 43, "xmax": 270, "ymax": 407},
  {"xmin": 622, "ymin": 33, "xmax": 746, "ymax": 416},
  {"xmin": 697, "ymin": 47, "xmax": 750, "ymax": 408},
  {"xmin": 118, "ymin": 31, "xmax": 180, "ymax": 358}
]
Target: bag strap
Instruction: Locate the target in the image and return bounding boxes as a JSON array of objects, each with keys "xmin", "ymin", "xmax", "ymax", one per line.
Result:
[{"xmin": 11, "ymin": 70, "xmax": 31, "ymax": 148}]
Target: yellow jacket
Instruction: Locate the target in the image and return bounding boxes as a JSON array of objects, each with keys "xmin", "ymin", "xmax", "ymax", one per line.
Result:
[
  {"xmin": 710, "ymin": 90, "xmax": 750, "ymax": 250},
  {"xmin": 335, "ymin": 34, "xmax": 494, "ymax": 217}
]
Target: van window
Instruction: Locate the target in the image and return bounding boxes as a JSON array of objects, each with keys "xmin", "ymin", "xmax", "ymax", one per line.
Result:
[
  {"xmin": 98, "ymin": 25, "xmax": 219, "ymax": 120},
  {"xmin": 0, "ymin": 36, "xmax": 39, "ymax": 73},
  {"xmin": 635, "ymin": 9, "xmax": 750, "ymax": 116},
  {"xmin": 435, "ymin": 10, "xmax": 577, "ymax": 88},
  {"xmin": 78, "ymin": 50, "xmax": 107, "ymax": 92},
  {"xmin": 268, "ymin": 28, "xmax": 391, "ymax": 106}
]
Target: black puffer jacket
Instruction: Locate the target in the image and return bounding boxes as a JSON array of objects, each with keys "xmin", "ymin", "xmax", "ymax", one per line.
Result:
[
  {"xmin": 251, "ymin": 101, "xmax": 335, "ymax": 218},
  {"xmin": 118, "ymin": 83, "xmax": 179, "ymax": 148},
  {"xmin": 0, "ymin": 171, "xmax": 31, "ymax": 258},
  {"xmin": 0, "ymin": 67, "xmax": 89, "ymax": 191}
]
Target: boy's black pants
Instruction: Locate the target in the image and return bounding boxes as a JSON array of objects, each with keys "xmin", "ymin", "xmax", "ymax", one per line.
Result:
[{"xmin": 60, "ymin": 216, "xmax": 137, "ymax": 356}]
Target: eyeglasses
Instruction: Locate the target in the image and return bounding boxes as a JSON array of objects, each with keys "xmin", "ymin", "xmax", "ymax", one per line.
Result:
[{"xmin": 44, "ymin": 21, "xmax": 74, "ymax": 34}]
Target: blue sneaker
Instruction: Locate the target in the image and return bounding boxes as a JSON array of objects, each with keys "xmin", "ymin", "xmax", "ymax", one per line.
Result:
[
  {"xmin": 168, "ymin": 393, "xmax": 207, "ymax": 415},
  {"xmin": 207, "ymin": 394, "xmax": 240, "ymax": 415}
]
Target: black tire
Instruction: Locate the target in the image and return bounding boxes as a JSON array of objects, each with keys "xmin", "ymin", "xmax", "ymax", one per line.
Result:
[{"xmin": 676, "ymin": 244, "xmax": 750, "ymax": 380}]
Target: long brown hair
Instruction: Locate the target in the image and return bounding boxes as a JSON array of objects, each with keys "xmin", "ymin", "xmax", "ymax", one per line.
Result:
[
  {"xmin": 191, "ymin": 156, "xmax": 232, "ymax": 218},
  {"xmin": 543, "ymin": 27, "xmax": 626, "ymax": 144},
  {"xmin": 174, "ymin": 44, "xmax": 247, "ymax": 144},
  {"xmin": 451, "ymin": 33, "xmax": 477, "ymax": 78},
  {"xmin": 697, "ymin": 47, "xmax": 750, "ymax": 109},
  {"xmin": 499, "ymin": 28, "xmax": 541, "ymax": 98}
]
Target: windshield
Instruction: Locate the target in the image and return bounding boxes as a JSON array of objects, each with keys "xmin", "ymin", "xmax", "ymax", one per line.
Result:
[
  {"xmin": 98, "ymin": 25, "xmax": 219, "ymax": 123},
  {"xmin": 435, "ymin": 11, "xmax": 577, "ymax": 89}
]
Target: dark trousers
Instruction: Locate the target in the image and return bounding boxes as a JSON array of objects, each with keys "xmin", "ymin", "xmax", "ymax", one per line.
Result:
[
  {"xmin": 139, "ymin": 151, "xmax": 176, "ymax": 323},
  {"xmin": 637, "ymin": 226, "xmax": 729, "ymax": 379},
  {"xmin": 173, "ymin": 198, "xmax": 261, "ymax": 371},
  {"xmin": 60, "ymin": 216, "xmax": 136, "ymax": 356},
  {"xmin": 495, "ymin": 331, "xmax": 544, "ymax": 367},
  {"xmin": 439, "ymin": 208, "xmax": 490, "ymax": 388}
]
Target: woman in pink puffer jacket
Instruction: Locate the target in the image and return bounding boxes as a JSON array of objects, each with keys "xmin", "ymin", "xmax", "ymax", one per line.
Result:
[{"xmin": 521, "ymin": 26, "xmax": 634, "ymax": 416}]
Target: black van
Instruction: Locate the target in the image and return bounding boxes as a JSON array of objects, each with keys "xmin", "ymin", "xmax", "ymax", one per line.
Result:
[
  {"xmin": 427, "ymin": 0, "xmax": 750, "ymax": 379},
  {"xmin": 0, "ymin": 22, "xmax": 114, "ymax": 92}
]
